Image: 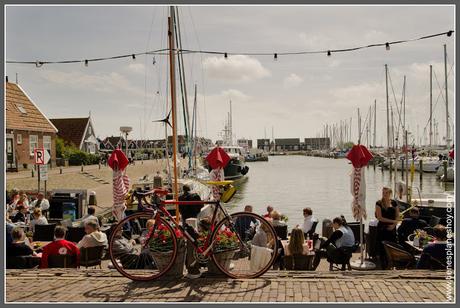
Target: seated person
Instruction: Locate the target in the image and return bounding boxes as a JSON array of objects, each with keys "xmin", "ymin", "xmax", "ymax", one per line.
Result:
[
  {"xmin": 263, "ymin": 206, "xmax": 274, "ymax": 219},
  {"xmin": 178, "ymin": 185, "xmax": 203, "ymax": 224},
  {"xmin": 30, "ymin": 192, "xmax": 50, "ymax": 213},
  {"xmin": 316, "ymin": 216, "xmax": 355, "ymax": 270},
  {"xmin": 285, "ymin": 227, "xmax": 309, "ymax": 256},
  {"xmin": 270, "ymin": 210, "xmax": 287, "ymax": 227},
  {"xmin": 7, "ymin": 227, "xmax": 35, "ymax": 258},
  {"xmin": 77, "ymin": 220, "xmax": 108, "ymax": 249},
  {"xmin": 111, "ymin": 229, "xmax": 154, "ymax": 269},
  {"xmin": 80, "ymin": 206, "xmax": 99, "ymax": 226},
  {"xmin": 252, "ymin": 223, "xmax": 270, "ymax": 247},
  {"xmin": 234, "ymin": 205, "xmax": 257, "ymax": 241},
  {"xmin": 301, "ymin": 207, "xmax": 317, "ymax": 236},
  {"xmin": 417, "ymin": 224, "xmax": 450, "ymax": 270},
  {"xmin": 30, "ymin": 208, "xmax": 48, "ymax": 233},
  {"xmin": 41, "ymin": 226, "xmax": 80, "ymax": 268},
  {"xmin": 397, "ymin": 207, "xmax": 427, "ymax": 244},
  {"xmin": 12, "ymin": 205, "xmax": 28, "ymax": 224}
]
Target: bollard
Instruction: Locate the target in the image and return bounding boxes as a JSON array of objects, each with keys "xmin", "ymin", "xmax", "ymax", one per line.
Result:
[
  {"xmin": 81, "ymin": 164, "xmax": 84, "ymax": 172},
  {"xmin": 443, "ymin": 161, "xmax": 448, "ymax": 182},
  {"xmin": 31, "ymin": 168, "xmax": 34, "ymax": 178},
  {"xmin": 401, "ymin": 160, "xmax": 405, "ymax": 179},
  {"xmin": 99, "ymin": 162, "xmax": 101, "ymax": 170},
  {"xmin": 419, "ymin": 160, "xmax": 423, "ymax": 180},
  {"xmin": 60, "ymin": 167, "xmax": 63, "ymax": 174}
]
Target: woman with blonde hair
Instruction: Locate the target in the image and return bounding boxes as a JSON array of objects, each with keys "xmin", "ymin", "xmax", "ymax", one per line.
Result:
[
  {"xmin": 270, "ymin": 210, "xmax": 286, "ymax": 227},
  {"xmin": 285, "ymin": 228, "xmax": 309, "ymax": 256},
  {"xmin": 30, "ymin": 208, "xmax": 48, "ymax": 233}
]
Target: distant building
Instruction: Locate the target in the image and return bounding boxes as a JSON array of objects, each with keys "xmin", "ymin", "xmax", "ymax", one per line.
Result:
[
  {"xmin": 6, "ymin": 80, "xmax": 58, "ymax": 171},
  {"xmin": 50, "ymin": 116, "xmax": 98, "ymax": 154},
  {"xmin": 257, "ymin": 139, "xmax": 270, "ymax": 152},
  {"xmin": 275, "ymin": 138, "xmax": 300, "ymax": 151},
  {"xmin": 237, "ymin": 138, "xmax": 252, "ymax": 152},
  {"xmin": 304, "ymin": 137, "xmax": 331, "ymax": 150}
]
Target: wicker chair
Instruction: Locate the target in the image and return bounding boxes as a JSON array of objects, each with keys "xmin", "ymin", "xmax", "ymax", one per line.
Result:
[
  {"xmin": 382, "ymin": 241, "xmax": 415, "ymax": 270},
  {"xmin": 47, "ymin": 254, "xmax": 77, "ymax": 268},
  {"xmin": 80, "ymin": 246, "xmax": 104, "ymax": 269}
]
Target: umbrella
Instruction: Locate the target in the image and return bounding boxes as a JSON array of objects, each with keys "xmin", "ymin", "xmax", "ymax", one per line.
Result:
[
  {"xmin": 346, "ymin": 144, "xmax": 373, "ymax": 221},
  {"xmin": 449, "ymin": 149, "xmax": 454, "ymax": 159},
  {"xmin": 347, "ymin": 144, "xmax": 375, "ymax": 270},
  {"xmin": 206, "ymin": 147, "xmax": 231, "ymax": 200},
  {"xmin": 109, "ymin": 149, "xmax": 130, "ymax": 221}
]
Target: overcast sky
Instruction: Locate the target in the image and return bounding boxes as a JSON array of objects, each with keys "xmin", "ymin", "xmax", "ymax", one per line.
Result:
[{"xmin": 5, "ymin": 5, "xmax": 455, "ymax": 145}]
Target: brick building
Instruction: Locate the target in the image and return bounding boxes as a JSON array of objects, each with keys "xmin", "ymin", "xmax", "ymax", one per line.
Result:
[{"xmin": 6, "ymin": 81, "xmax": 58, "ymax": 171}]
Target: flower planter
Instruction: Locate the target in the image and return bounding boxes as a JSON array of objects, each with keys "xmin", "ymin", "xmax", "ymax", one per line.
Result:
[
  {"xmin": 151, "ymin": 239, "xmax": 186, "ymax": 279},
  {"xmin": 207, "ymin": 250, "xmax": 235, "ymax": 276}
]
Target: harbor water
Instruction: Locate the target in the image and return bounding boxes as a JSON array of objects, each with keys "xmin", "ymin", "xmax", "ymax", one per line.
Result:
[{"xmin": 226, "ymin": 155, "xmax": 454, "ymax": 231}]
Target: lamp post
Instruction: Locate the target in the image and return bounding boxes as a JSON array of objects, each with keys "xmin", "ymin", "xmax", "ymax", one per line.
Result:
[{"xmin": 120, "ymin": 126, "xmax": 132, "ymax": 157}]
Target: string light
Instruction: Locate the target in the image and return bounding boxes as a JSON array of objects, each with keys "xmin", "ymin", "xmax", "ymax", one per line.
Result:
[
  {"xmin": 274, "ymin": 53, "xmax": 278, "ymax": 61},
  {"xmin": 152, "ymin": 56, "xmax": 156, "ymax": 65},
  {"xmin": 6, "ymin": 30, "xmax": 454, "ymax": 66},
  {"xmin": 132, "ymin": 54, "xmax": 136, "ymax": 60}
]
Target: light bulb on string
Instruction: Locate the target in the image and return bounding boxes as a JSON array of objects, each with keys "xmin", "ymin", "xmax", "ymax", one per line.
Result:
[
  {"xmin": 132, "ymin": 54, "xmax": 136, "ymax": 60},
  {"xmin": 224, "ymin": 52, "xmax": 228, "ymax": 59},
  {"xmin": 327, "ymin": 50, "xmax": 331, "ymax": 57},
  {"xmin": 447, "ymin": 30, "xmax": 453, "ymax": 37},
  {"xmin": 152, "ymin": 57, "xmax": 156, "ymax": 65},
  {"xmin": 385, "ymin": 42, "xmax": 390, "ymax": 51},
  {"xmin": 35, "ymin": 61, "xmax": 43, "ymax": 68},
  {"xmin": 274, "ymin": 53, "xmax": 278, "ymax": 61},
  {"xmin": 84, "ymin": 60, "xmax": 89, "ymax": 67}
]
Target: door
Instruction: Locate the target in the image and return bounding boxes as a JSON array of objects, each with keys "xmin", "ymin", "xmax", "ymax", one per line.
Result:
[{"xmin": 6, "ymin": 137, "xmax": 16, "ymax": 169}]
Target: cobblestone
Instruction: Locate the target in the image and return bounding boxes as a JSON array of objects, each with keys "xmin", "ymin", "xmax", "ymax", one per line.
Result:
[{"xmin": 6, "ymin": 269, "xmax": 453, "ymax": 303}]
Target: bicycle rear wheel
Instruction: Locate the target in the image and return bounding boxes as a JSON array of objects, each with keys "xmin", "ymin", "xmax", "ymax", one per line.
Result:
[
  {"xmin": 210, "ymin": 212, "xmax": 278, "ymax": 278},
  {"xmin": 108, "ymin": 212, "xmax": 178, "ymax": 281}
]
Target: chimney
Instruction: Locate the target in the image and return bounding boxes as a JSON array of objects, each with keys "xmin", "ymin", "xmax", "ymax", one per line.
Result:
[{"xmin": 5, "ymin": 76, "xmax": 8, "ymax": 83}]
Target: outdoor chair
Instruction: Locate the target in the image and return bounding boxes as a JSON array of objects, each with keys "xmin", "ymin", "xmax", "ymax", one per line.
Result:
[
  {"xmin": 80, "ymin": 246, "xmax": 104, "ymax": 268},
  {"xmin": 66, "ymin": 226, "xmax": 86, "ymax": 243},
  {"xmin": 424, "ymin": 253, "xmax": 448, "ymax": 270},
  {"xmin": 47, "ymin": 254, "xmax": 78, "ymax": 268},
  {"xmin": 327, "ymin": 243, "xmax": 359, "ymax": 271},
  {"xmin": 33, "ymin": 223, "xmax": 57, "ymax": 241},
  {"xmin": 283, "ymin": 254, "xmax": 311, "ymax": 270},
  {"xmin": 382, "ymin": 241, "xmax": 415, "ymax": 270},
  {"xmin": 428, "ymin": 216, "xmax": 441, "ymax": 227},
  {"xmin": 274, "ymin": 225, "xmax": 288, "ymax": 240},
  {"xmin": 305, "ymin": 220, "xmax": 319, "ymax": 239},
  {"xmin": 6, "ymin": 256, "xmax": 41, "ymax": 269}
]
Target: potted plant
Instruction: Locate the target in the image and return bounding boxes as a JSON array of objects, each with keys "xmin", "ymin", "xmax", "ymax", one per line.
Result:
[
  {"xmin": 200, "ymin": 227, "xmax": 239, "ymax": 275},
  {"xmin": 147, "ymin": 223, "xmax": 185, "ymax": 278}
]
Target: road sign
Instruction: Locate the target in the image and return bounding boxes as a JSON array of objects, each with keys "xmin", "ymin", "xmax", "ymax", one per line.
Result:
[
  {"xmin": 39, "ymin": 165, "xmax": 48, "ymax": 181},
  {"xmin": 34, "ymin": 148, "xmax": 51, "ymax": 165}
]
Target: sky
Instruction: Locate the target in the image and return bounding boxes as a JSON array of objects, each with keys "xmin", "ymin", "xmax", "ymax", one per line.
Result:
[{"xmin": 5, "ymin": 5, "xmax": 455, "ymax": 145}]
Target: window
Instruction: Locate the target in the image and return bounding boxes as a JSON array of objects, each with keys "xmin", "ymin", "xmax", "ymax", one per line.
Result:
[
  {"xmin": 43, "ymin": 136, "xmax": 51, "ymax": 152},
  {"xmin": 16, "ymin": 104, "xmax": 27, "ymax": 114},
  {"xmin": 29, "ymin": 135, "xmax": 38, "ymax": 156},
  {"xmin": 17, "ymin": 134, "xmax": 22, "ymax": 144},
  {"xmin": 88, "ymin": 126, "xmax": 92, "ymax": 135}
]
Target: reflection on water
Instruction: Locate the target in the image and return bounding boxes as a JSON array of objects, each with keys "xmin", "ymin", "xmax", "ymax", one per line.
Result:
[{"xmin": 226, "ymin": 156, "xmax": 453, "ymax": 230}]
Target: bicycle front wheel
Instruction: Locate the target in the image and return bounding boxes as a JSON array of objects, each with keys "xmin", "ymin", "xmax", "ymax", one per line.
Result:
[
  {"xmin": 210, "ymin": 212, "xmax": 278, "ymax": 279},
  {"xmin": 108, "ymin": 212, "xmax": 178, "ymax": 281}
]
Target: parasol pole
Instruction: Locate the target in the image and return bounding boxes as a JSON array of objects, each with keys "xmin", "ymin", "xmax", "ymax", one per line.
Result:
[{"xmin": 168, "ymin": 6, "xmax": 180, "ymax": 223}]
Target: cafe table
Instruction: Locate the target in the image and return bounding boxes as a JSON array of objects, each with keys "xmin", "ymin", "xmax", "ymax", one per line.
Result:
[{"xmin": 405, "ymin": 241, "xmax": 425, "ymax": 254}]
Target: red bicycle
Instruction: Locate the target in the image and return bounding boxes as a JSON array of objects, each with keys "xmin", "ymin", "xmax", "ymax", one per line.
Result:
[{"xmin": 108, "ymin": 183, "xmax": 278, "ymax": 281}]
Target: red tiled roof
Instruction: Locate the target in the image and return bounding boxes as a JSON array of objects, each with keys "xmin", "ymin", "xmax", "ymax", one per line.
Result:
[
  {"xmin": 50, "ymin": 117, "xmax": 89, "ymax": 148},
  {"xmin": 5, "ymin": 82, "xmax": 58, "ymax": 133}
]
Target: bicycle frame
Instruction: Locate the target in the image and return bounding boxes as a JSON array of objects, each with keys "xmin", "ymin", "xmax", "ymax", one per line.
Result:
[{"xmin": 132, "ymin": 191, "xmax": 243, "ymax": 258}]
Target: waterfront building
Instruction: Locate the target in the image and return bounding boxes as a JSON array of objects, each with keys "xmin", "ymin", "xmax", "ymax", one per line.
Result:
[
  {"xmin": 275, "ymin": 138, "xmax": 300, "ymax": 151},
  {"xmin": 257, "ymin": 138, "xmax": 270, "ymax": 152},
  {"xmin": 50, "ymin": 116, "xmax": 99, "ymax": 154},
  {"xmin": 5, "ymin": 80, "xmax": 58, "ymax": 171},
  {"xmin": 237, "ymin": 138, "xmax": 253, "ymax": 153},
  {"xmin": 304, "ymin": 137, "xmax": 331, "ymax": 150}
]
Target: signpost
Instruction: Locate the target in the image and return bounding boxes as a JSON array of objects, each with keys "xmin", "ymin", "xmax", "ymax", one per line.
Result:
[{"xmin": 34, "ymin": 148, "xmax": 51, "ymax": 193}]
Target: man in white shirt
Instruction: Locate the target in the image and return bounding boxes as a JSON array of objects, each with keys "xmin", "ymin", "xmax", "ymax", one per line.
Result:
[
  {"xmin": 301, "ymin": 207, "xmax": 317, "ymax": 235},
  {"xmin": 30, "ymin": 193, "xmax": 50, "ymax": 212},
  {"xmin": 80, "ymin": 206, "xmax": 99, "ymax": 226}
]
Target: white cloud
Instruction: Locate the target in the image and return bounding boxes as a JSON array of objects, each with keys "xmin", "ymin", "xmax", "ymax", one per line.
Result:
[
  {"xmin": 40, "ymin": 70, "xmax": 145, "ymax": 97},
  {"xmin": 283, "ymin": 73, "xmax": 304, "ymax": 89},
  {"xmin": 126, "ymin": 63, "xmax": 145, "ymax": 74},
  {"xmin": 203, "ymin": 55, "xmax": 271, "ymax": 82}
]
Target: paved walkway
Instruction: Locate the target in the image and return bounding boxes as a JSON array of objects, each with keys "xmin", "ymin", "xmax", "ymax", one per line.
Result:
[{"xmin": 6, "ymin": 269, "xmax": 454, "ymax": 303}]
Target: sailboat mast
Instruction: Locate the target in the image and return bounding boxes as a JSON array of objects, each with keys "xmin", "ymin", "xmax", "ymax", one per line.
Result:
[
  {"xmin": 373, "ymin": 99, "xmax": 377, "ymax": 148},
  {"xmin": 443, "ymin": 44, "xmax": 450, "ymax": 149},
  {"xmin": 168, "ymin": 6, "xmax": 180, "ymax": 221},
  {"xmin": 385, "ymin": 64, "xmax": 390, "ymax": 153},
  {"xmin": 429, "ymin": 65, "xmax": 433, "ymax": 148}
]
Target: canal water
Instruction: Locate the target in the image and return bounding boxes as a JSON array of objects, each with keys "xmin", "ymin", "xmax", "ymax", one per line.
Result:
[{"xmin": 226, "ymin": 155, "xmax": 453, "ymax": 231}]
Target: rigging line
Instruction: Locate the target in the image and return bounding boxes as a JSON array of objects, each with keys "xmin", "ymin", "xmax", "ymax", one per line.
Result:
[
  {"xmin": 6, "ymin": 30, "xmax": 454, "ymax": 67},
  {"xmin": 387, "ymin": 69, "xmax": 405, "ymax": 132},
  {"xmin": 358, "ymin": 107, "xmax": 371, "ymax": 142}
]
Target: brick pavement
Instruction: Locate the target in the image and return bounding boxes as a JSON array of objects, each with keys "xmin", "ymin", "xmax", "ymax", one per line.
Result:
[{"xmin": 6, "ymin": 269, "xmax": 454, "ymax": 303}]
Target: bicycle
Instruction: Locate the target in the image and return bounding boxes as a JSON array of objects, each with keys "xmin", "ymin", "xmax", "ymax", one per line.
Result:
[{"xmin": 108, "ymin": 182, "xmax": 278, "ymax": 281}]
